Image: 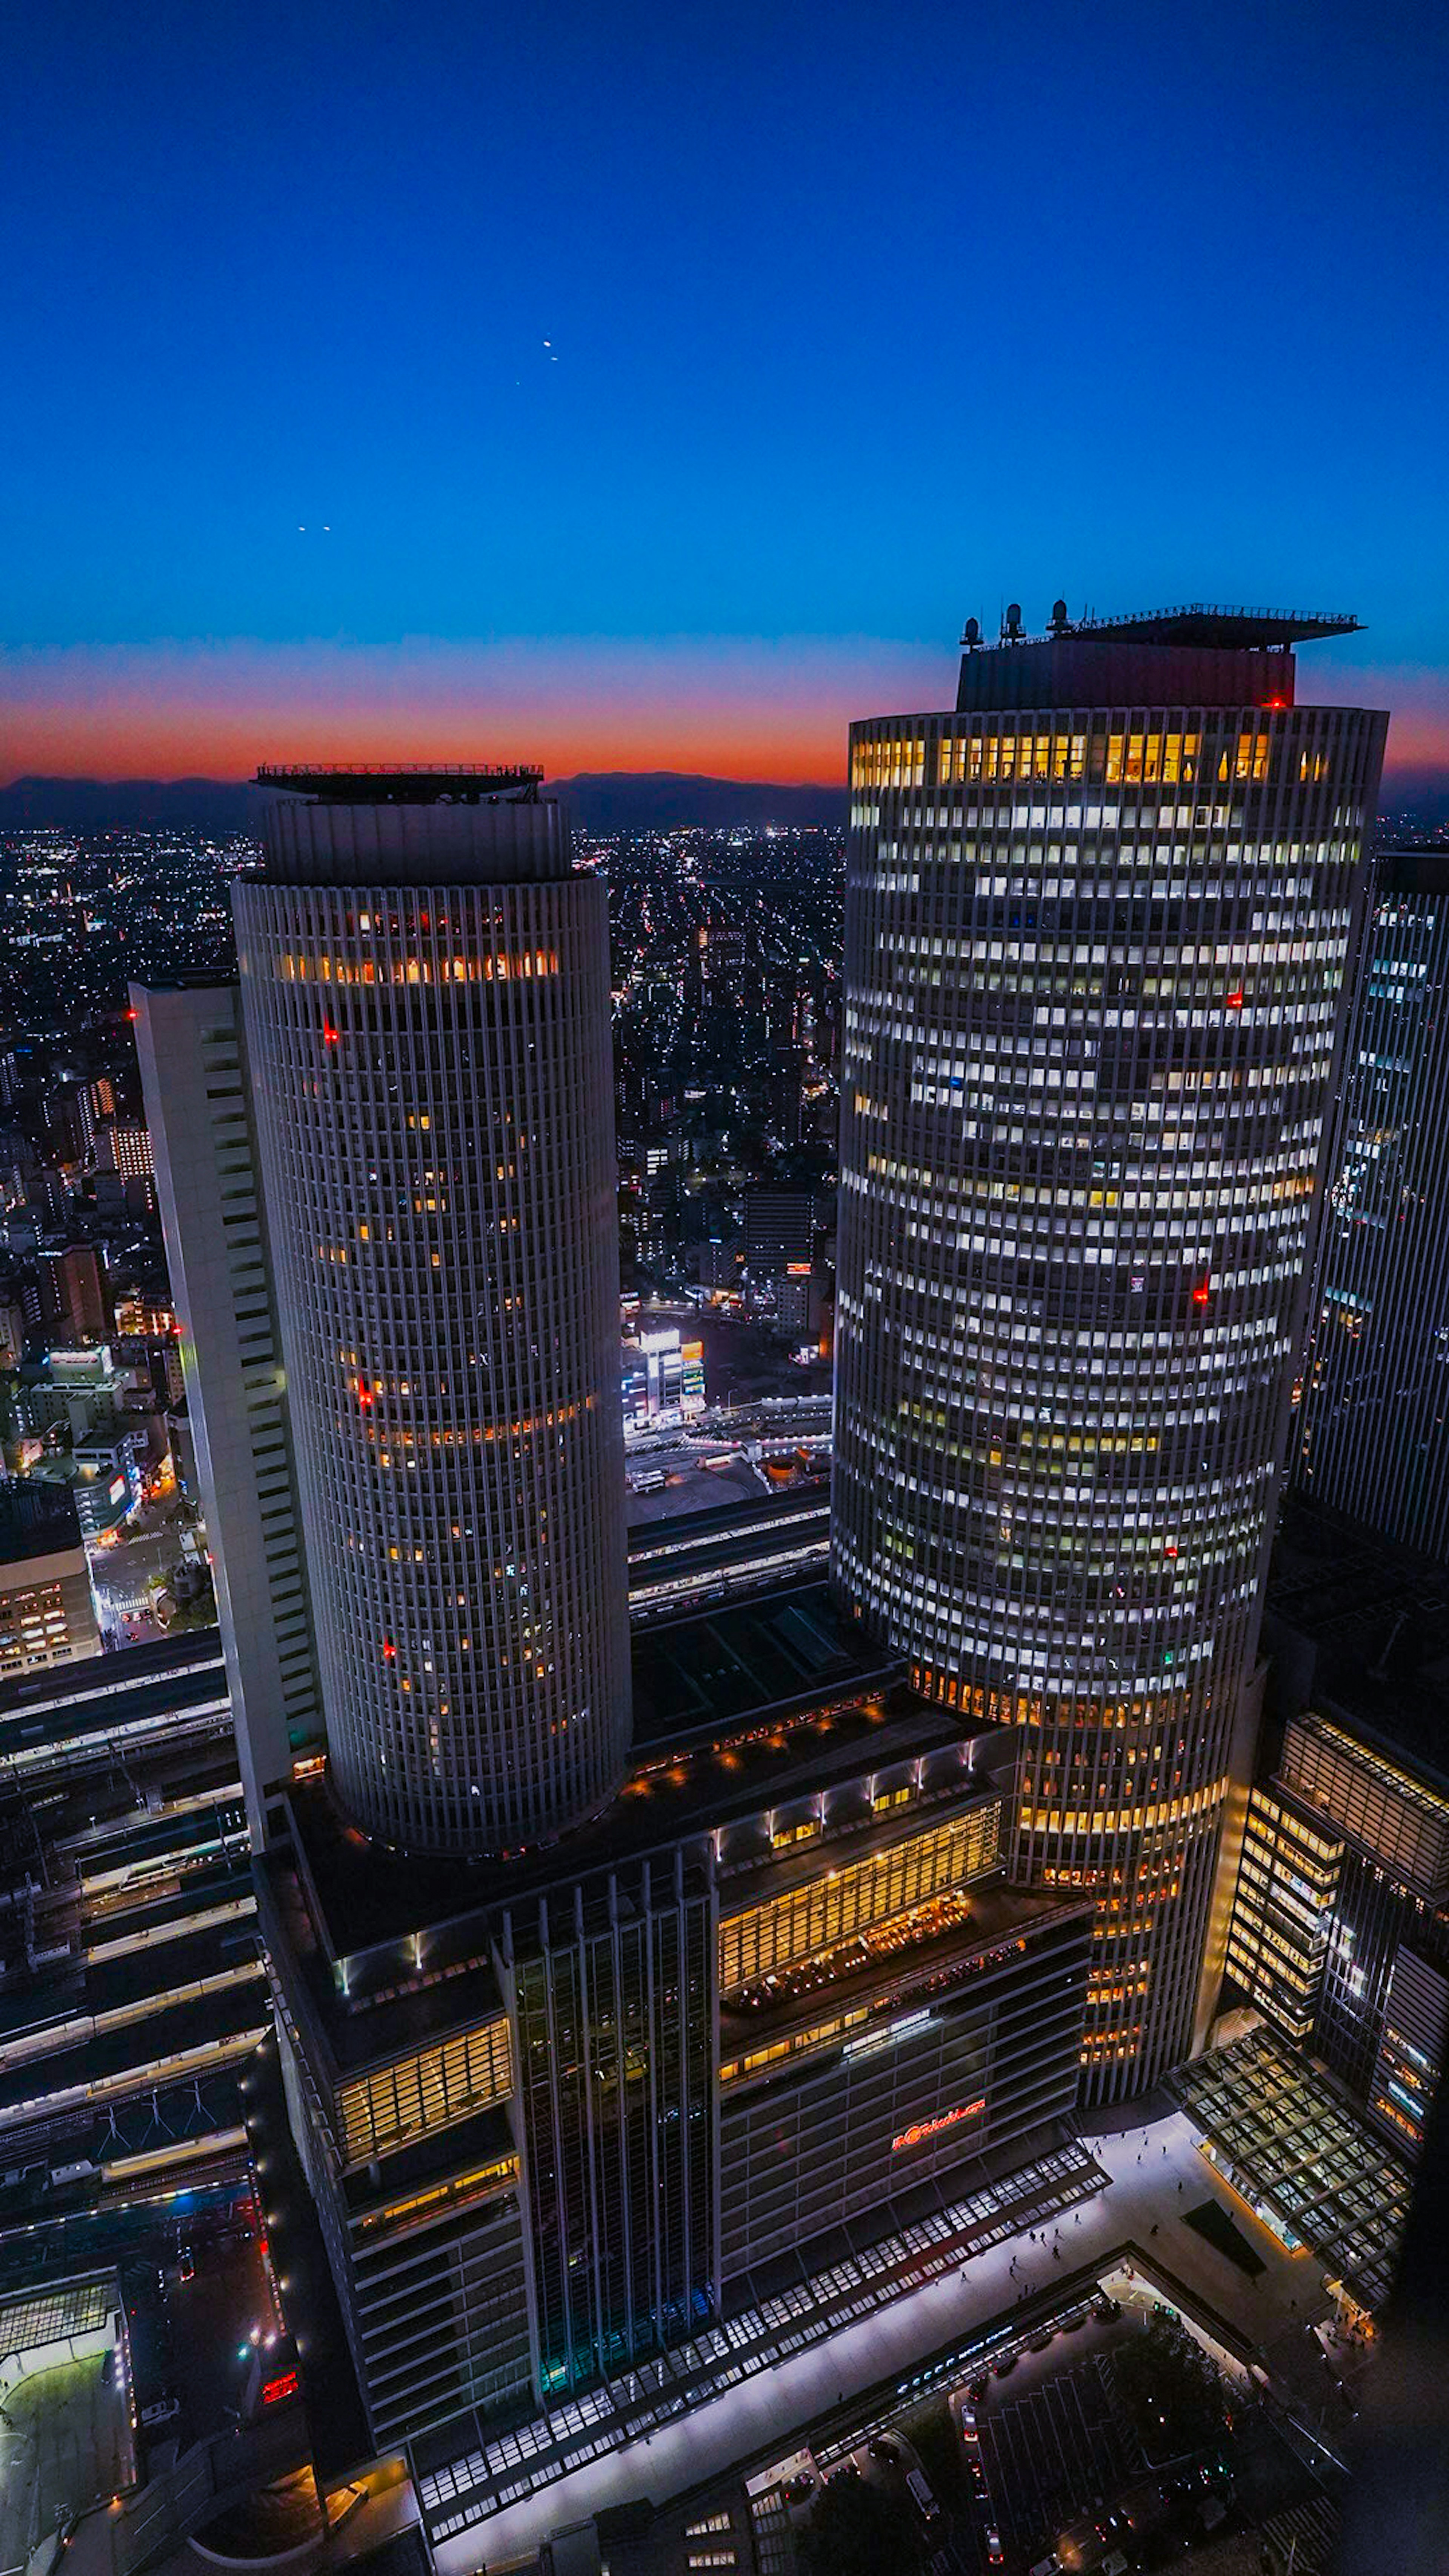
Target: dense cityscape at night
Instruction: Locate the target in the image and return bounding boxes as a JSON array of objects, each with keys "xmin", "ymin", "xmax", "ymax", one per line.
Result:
[
  {"xmin": 0, "ymin": 828, "xmax": 246, "ymax": 1024},
  {"xmin": 0, "ymin": 731, "xmax": 1434, "ymax": 2576},
  {"xmin": 4, "ymin": 1, "xmax": 1448, "ymax": 2571}
]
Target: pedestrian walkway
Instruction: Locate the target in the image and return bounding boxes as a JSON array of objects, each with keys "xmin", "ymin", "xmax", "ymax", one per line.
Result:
[
  {"xmin": 428, "ymin": 2106, "xmax": 1341, "ymax": 2574},
  {"xmin": 422, "ymin": 2140, "xmax": 1103, "ymax": 2553}
]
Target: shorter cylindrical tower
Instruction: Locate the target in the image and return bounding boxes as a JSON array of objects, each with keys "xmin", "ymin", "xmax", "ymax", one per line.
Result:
[{"xmin": 235, "ymin": 768, "xmax": 631, "ymax": 1856}]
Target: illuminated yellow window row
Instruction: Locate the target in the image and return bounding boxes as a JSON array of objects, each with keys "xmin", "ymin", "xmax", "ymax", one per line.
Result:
[
  {"xmin": 354, "ymin": 2151, "xmax": 519, "ymax": 2237},
  {"xmin": 851, "ymin": 737, "xmax": 926, "ymax": 789},
  {"xmin": 278, "ymin": 949, "xmax": 559, "ymax": 987},
  {"xmin": 852, "ymin": 723, "xmax": 1287, "ymax": 792},
  {"xmin": 930, "ymin": 729, "xmax": 1206, "ymax": 787},
  {"xmin": 337, "ymin": 2014, "xmax": 512, "ymax": 2165},
  {"xmin": 718, "ymin": 2004, "xmax": 871, "ymax": 2087},
  {"xmin": 1018, "ymin": 1778, "xmax": 1228, "ymax": 1841},
  {"xmin": 718, "ymin": 1802, "xmax": 1000, "ymax": 1994}
]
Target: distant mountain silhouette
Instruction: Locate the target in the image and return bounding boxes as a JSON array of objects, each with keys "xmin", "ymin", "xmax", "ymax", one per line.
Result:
[
  {"xmin": 0, "ymin": 775, "xmax": 263, "ymax": 833},
  {"xmin": 547, "ymin": 772, "xmax": 846, "ymax": 831},
  {"xmin": 5, "ymin": 765, "xmax": 1442, "ymax": 836},
  {"xmin": 0, "ymin": 770, "xmax": 846, "ymax": 837}
]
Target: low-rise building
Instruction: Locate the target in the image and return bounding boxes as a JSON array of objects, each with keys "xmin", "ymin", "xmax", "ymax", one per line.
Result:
[{"xmin": 0, "ymin": 1483, "xmax": 99, "ymax": 1674}]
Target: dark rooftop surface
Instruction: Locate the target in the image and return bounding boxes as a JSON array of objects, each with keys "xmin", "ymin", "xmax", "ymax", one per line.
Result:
[
  {"xmin": 1264, "ymin": 1497, "xmax": 1449, "ymax": 1789},
  {"xmin": 0, "ymin": 1626, "xmax": 223, "ymax": 1726},
  {"xmin": 0, "ymin": 1482, "xmax": 85, "ymax": 1566},
  {"xmin": 0, "ymin": 1896, "xmax": 257, "ymax": 2044},
  {"xmin": 0, "ymin": 1973, "xmax": 266, "ymax": 2118},
  {"xmin": 631, "ymin": 1578, "xmax": 899, "ymax": 1744},
  {"xmin": 1377, "ymin": 838, "xmax": 1449, "ymax": 893},
  {"xmin": 255, "ymin": 763, "xmax": 543, "ymax": 804},
  {"xmin": 626, "ymin": 1483, "xmax": 829, "ymax": 1559}
]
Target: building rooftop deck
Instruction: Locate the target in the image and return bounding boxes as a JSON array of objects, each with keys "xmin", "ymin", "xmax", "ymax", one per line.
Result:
[
  {"xmin": 718, "ymin": 1874, "xmax": 1088, "ymax": 2056},
  {"xmin": 255, "ymin": 763, "xmax": 543, "ymax": 803},
  {"xmin": 631, "ymin": 1578, "xmax": 900, "ymax": 1744},
  {"xmin": 1066, "ymin": 604, "xmax": 1360, "ymax": 648}
]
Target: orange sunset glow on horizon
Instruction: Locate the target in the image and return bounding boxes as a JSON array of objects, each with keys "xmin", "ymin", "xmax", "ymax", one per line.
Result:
[
  {"xmin": 0, "ymin": 635, "xmax": 940, "ymax": 787},
  {"xmin": 5, "ymin": 635, "xmax": 1445, "ymax": 789}
]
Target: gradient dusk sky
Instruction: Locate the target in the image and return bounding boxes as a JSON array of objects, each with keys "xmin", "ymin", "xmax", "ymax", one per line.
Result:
[{"xmin": 3, "ymin": 0, "xmax": 1447, "ymax": 786}]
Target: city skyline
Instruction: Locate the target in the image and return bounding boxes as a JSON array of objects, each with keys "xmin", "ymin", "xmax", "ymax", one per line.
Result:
[
  {"xmin": 5, "ymin": 0, "xmax": 1449, "ymax": 787},
  {"xmin": 1, "ymin": 675, "xmax": 1444, "ymax": 2564},
  {"xmin": 4, "ymin": 0, "xmax": 1447, "ymax": 2555}
]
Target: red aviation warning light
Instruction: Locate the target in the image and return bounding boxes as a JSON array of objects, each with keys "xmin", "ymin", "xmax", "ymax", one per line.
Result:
[
  {"xmin": 1225, "ymin": 987, "xmax": 1244, "ymax": 1010},
  {"xmin": 1192, "ymin": 1279, "xmax": 1211, "ymax": 1308}
]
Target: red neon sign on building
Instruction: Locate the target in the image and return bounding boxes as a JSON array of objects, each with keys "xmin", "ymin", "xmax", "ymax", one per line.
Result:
[{"xmin": 891, "ymin": 2097, "xmax": 985, "ymax": 2155}]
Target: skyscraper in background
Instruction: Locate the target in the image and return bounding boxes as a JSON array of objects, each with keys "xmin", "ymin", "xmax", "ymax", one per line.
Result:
[
  {"xmin": 831, "ymin": 606, "xmax": 1387, "ymax": 2096},
  {"xmin": 1292, "ymin": 841, "xmax": 1449, "ymax": 1564},
  {"xmin": 134, "ymin": 976, "xmax": 326, "ymax": 1840}
]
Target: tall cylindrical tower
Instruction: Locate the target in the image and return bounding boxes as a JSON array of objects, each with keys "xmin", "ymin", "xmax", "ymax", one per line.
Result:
[
  {"xmin": 234, "ymin": 767, "xmax": 631, "ymax": 1856},
  {"xmin": 830, "ymin": 613, "xmax": 1387, "ymax": 2096}
]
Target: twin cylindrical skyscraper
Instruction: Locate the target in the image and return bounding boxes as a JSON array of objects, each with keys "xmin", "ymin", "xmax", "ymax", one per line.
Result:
[
  {"xmin": 233, "ymin": 770, "xmax": 631, "ymax": 1855},
  {"xmin": 830, "ymin": 612, "xmax": 1387, "ymax": 2093},
  {"xmin": 143, "ymin": 616, "xmax": 1385, "ymax": 2107}
]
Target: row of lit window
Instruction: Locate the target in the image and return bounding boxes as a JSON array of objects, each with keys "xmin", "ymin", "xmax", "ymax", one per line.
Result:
[
  {"xmin": 1017, "ymin": 1778, "xmax": 1227, "ymax": 1841},
  {"xmin": 337, "ymin": 2015, "xmax": 513, "ymax": 2165},
  {"xmin": 718, "ymin": 2004, "xmax": 871, "ymax": 2086},
  {"xmin": 718, "ymin": 1805, "xmax": 999, "ymax": 1993},
  {"xmin": 851, "ymin": 728, "xmax": 1320, "ymax": 792},
  {"xmin": 353, "ymin": 2151, "xmax": 519, "ymax": 2240},
  {"xmin": 275, "ymin": 948, "xmax": 560, "ymax": 986}
]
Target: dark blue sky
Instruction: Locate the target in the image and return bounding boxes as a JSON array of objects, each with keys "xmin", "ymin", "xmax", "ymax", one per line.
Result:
[{"xmin": 3, "ymin": 0, "xmax": 1446, "ymax": 778}]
